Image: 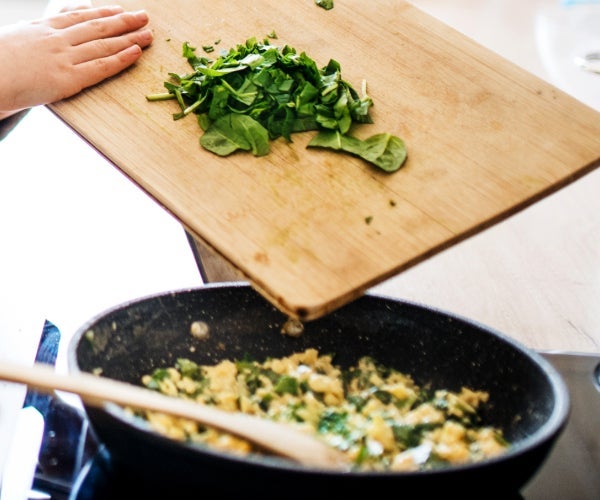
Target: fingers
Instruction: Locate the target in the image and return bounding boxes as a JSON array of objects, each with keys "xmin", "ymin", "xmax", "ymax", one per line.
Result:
[
  {"xmin": 46, "ymin": 6, "xmax": 126, "ymax": 29},
  {"xmin": 71, "ymin": 27, "xmax": 153, "ymax": 65},
  {"xmin": 65, "ymin": 7, "xmax": 154, "ymax": 92},
  {"xmin": 67, "ymin": 10, "xmax": 151, "ymax": 48},
  {"xmin": 45, "ymin": 6, "xmax": 153, "ymax": 68},
  {"xmin": 74, "ymin": 43, "xmax": 146, "ymax": 89}
]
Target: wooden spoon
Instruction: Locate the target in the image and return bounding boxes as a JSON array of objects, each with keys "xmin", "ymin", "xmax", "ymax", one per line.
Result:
[{"xmin": 0, "ymin": 360, "xmax": 350, "ymax": 470}]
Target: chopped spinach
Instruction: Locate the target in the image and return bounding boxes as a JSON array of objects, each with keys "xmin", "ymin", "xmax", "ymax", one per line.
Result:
[
  {"xmin": 308, "ymin": 131, "xmax": 407, "ymax": 172},
  {"xmin": 236, "ymin": 362, "xmax": 264, "ymax": 394},
  {"xmin": 318, "ymin": 409, "xmax": 349, "ymax": 436},
  {"xmin": 147, "ymin": 37, "xmax": 407, "ymax": 172},
  {"xmin": 315, "ymin": 0, "xmax": 334, "ymax": 10},
  {"xmin": 392, "ymin": 423, "xmax": 437, "ymax": 449},
  {"xmin": 145, "ymin": 367, "xmax": 170, "ymax": 390},
  {"xmin": 274, "ymin": 375, "xmax": 299, "ymax": 395},
  {"xmin": 200, "ymin": 113, "xmax": 270, "ymax": 156},
  {"xmin": 372, "ymin": 389, "xmax": 393, "ymax": 404},
  {"xmin": 175, "ymin": 358, "xmax": 203, "ymax": 380}
]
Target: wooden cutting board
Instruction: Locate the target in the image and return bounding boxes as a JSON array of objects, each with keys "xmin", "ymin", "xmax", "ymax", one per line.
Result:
[{"xmin": 50, "ymin": 0, "xmax": 600, "ymax": 320}]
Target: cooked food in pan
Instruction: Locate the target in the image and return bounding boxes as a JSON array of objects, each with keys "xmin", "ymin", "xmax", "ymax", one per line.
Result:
[{"xmin": 131, "ymin": 348, "xmax": 508, "ymax": 471}]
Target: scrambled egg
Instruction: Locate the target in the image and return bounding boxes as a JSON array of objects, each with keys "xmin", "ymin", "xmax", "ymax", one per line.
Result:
[{"xmin": 132, "ymin": 348, "xmax": 508, "ymax": 471}]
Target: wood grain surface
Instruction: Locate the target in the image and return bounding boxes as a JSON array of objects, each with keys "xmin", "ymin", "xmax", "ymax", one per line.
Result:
[{"xmin": 50, "ymin": 0, "xmax": 600, "ymax": 320}]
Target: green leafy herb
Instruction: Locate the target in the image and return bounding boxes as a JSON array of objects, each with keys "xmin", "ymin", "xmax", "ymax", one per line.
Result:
[
  {"xmin": 308, "ymin": 130, "xmax": 407, "ymax": 172},
  {"xmin": 200, "ymin": 113, "xmax": 270, "ymax": 156},
  {"xmin": 317, "ymin": 409, "xmax": 349, "ymax": 436},
  {"xmin": 274, "ymin": 375, "xmax": 299, "ymax": 395},
  {"xmin": 175, "ymin": 358, "xmax": 203, "ymax": 380},
  {"xmin": 392, "ymin": 423, "xmax": 435, "ymax": 449},
  {"xmin": 145, "ymin": 368, "xmax": 170, "ymax": 390},
  {"xmin": 147, "ymin": 37, "xmax": 407, "ymax": 172},
  {"xmin": 315, "ymin": 0, "xmax": 334, "ymax": 10}
]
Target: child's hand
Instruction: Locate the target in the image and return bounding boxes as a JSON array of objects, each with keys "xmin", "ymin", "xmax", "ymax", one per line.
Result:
[{"xmin": 0, "ymin": 5, "xmax": 153, "ymax": 120}]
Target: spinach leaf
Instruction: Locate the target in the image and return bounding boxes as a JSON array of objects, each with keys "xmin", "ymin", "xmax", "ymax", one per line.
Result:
[
  {"xmin": 317, "ymin": 409, "xmax": 349, "ymax": 436},
  {"xmin": 308, "ymin": 130, "xmax": 407, "ymax": 172},
  {"xmin": 175, "ymin": 358, "xmax": 203, "ymax": 380},
  {"xmin": 274, "ymin": 375, "xmax": 299, "ymax": 396},
  {"xmin": 315, "ymin": 0, "xmax": 334, "ymax": 11},
  {"xmin": 200, "ymin": 113, "xmax": 270, "ymax": 156}
]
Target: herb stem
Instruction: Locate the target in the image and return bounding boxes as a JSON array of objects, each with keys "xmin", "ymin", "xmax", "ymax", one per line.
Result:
[
  {"xmin": 182, "ymin": 99, "xmax": 203, "ymax": 116},
  {"xmin": 145, "ymin": 92, "xmax": 175, "ymax": 102}
]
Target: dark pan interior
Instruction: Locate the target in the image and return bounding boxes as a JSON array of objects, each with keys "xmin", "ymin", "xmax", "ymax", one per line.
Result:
[{"xmin": 69, "ymin": 284, "xmax": 569, "ymax": 496}]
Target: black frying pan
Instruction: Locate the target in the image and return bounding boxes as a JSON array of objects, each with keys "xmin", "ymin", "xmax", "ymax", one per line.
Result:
[{"xmin": 68, "ymin": 283, "xmax": 569, "ymax": 498}]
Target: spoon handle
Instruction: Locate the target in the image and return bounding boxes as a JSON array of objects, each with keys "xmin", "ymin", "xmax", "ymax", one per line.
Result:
[{"xmin": 0, "ymin": 360, "xmax": 348, "ymax": 469}]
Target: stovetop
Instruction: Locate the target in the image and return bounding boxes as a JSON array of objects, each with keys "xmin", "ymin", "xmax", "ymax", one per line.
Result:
[{"xmin": 12, "ymin": 325, "xmax": 600, "ymax": 499}]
